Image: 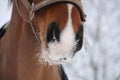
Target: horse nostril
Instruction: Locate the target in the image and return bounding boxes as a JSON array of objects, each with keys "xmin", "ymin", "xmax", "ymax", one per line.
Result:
[
  {"xmin": 63, "ymin": 58, "xmax": 67, "ymax": 60},
  {"xmin": 60, "ymin": 57, "xmax": 67, "ymax": 61},
  {"xmin": 46, "ymin": 22, "xmax": 60, "ymax": 43}
]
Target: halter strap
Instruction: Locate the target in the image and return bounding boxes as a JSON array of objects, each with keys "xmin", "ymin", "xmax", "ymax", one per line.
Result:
[
  {"xmin": 15, "ymin": 0, "xmax": 41, "ymax": 44},
  {"xmin": 21, "ymin": 0, "xmax": 86, "ymax": 22}
]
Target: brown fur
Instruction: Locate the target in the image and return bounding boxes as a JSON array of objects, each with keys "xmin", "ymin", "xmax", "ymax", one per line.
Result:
[{"xmin": 72, "ymin": 6, "xmax": 82, "ymax": 33}]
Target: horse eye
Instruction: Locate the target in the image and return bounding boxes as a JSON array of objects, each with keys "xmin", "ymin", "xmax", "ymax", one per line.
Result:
[{"xmin": 46, "ymin": 22, "xmax": 60, "ymax": 43}]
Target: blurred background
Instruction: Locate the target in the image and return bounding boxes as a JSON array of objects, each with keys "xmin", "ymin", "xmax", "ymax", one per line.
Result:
[{"xmin": 0, "ymin": 0, "xmax": 120, "ymax": 80}]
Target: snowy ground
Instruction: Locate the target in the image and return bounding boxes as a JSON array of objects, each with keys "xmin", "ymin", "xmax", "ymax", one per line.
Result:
[{"xmin": 0, "ymin": 0, "xmax": 120, "ymax": 80}]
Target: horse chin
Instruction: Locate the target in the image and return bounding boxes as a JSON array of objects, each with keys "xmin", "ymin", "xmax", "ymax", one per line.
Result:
[
  {"xmin": 37, "ymin": 52, "xmax": 72, "ymax": 65},
  {"xmin": 37, "ymin": 43, "xmax": 75, "ymax": 65},
  {"xmin": 44, "ymin": 55, "xmax": 68, "ymax": 65}
]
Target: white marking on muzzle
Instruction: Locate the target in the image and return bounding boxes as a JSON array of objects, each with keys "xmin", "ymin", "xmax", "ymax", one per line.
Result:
[
  {"xmin": 48, "ymin": 4, "xmax": 76, "ymax": 61},
  {"xmin": 37, "ymin": 4, "xmax": 76, "ymax": 65}
]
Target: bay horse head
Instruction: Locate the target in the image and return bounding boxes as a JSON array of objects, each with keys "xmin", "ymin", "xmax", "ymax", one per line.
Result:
[
  {"xmin": 0, "ymin": 0, "xmax": 86, "ymax": 80},
  {"xmin": 14, "ymin": 0, "xmax": 86, "ymax": 65}
]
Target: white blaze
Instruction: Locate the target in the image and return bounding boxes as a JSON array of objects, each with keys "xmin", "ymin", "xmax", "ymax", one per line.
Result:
[{"xmin": 38, "ymin": 4, "xmax": 76, "ymax": 65}]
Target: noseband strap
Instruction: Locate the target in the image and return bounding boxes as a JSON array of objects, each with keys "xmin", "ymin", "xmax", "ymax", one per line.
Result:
[
  {"xmin": 21, "ymin": 0, "xmax": 86, "ymax": 22},
  {"xmin": 15, "ymin": 0, "xmax": 41, "ymax": 44}
]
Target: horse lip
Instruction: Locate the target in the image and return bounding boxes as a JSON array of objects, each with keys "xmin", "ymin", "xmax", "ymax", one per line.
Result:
[{"xmin": 40, "ymin": 54, "xmax": 68, "ymax": 65}]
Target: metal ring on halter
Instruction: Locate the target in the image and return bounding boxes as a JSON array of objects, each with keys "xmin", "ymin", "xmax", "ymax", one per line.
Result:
[{"xmin": 29, "ymin": 3, "xmax": 35, "ymax": 21}]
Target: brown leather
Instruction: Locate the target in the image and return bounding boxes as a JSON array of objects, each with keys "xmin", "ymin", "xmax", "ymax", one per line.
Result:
[{"xmin": 21, "ymin": 0, "xmax": 86, "ymax": 22}]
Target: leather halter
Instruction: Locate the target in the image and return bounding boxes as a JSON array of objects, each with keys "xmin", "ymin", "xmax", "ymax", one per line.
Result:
[{"xmin": 19, "ymin": 0, "xmax": 86, "ymax": 22}]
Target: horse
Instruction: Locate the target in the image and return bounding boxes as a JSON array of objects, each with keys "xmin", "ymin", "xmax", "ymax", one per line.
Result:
[{"xmin": 0, "ymin": 0, "xmax": 86, "ymax": 80}]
